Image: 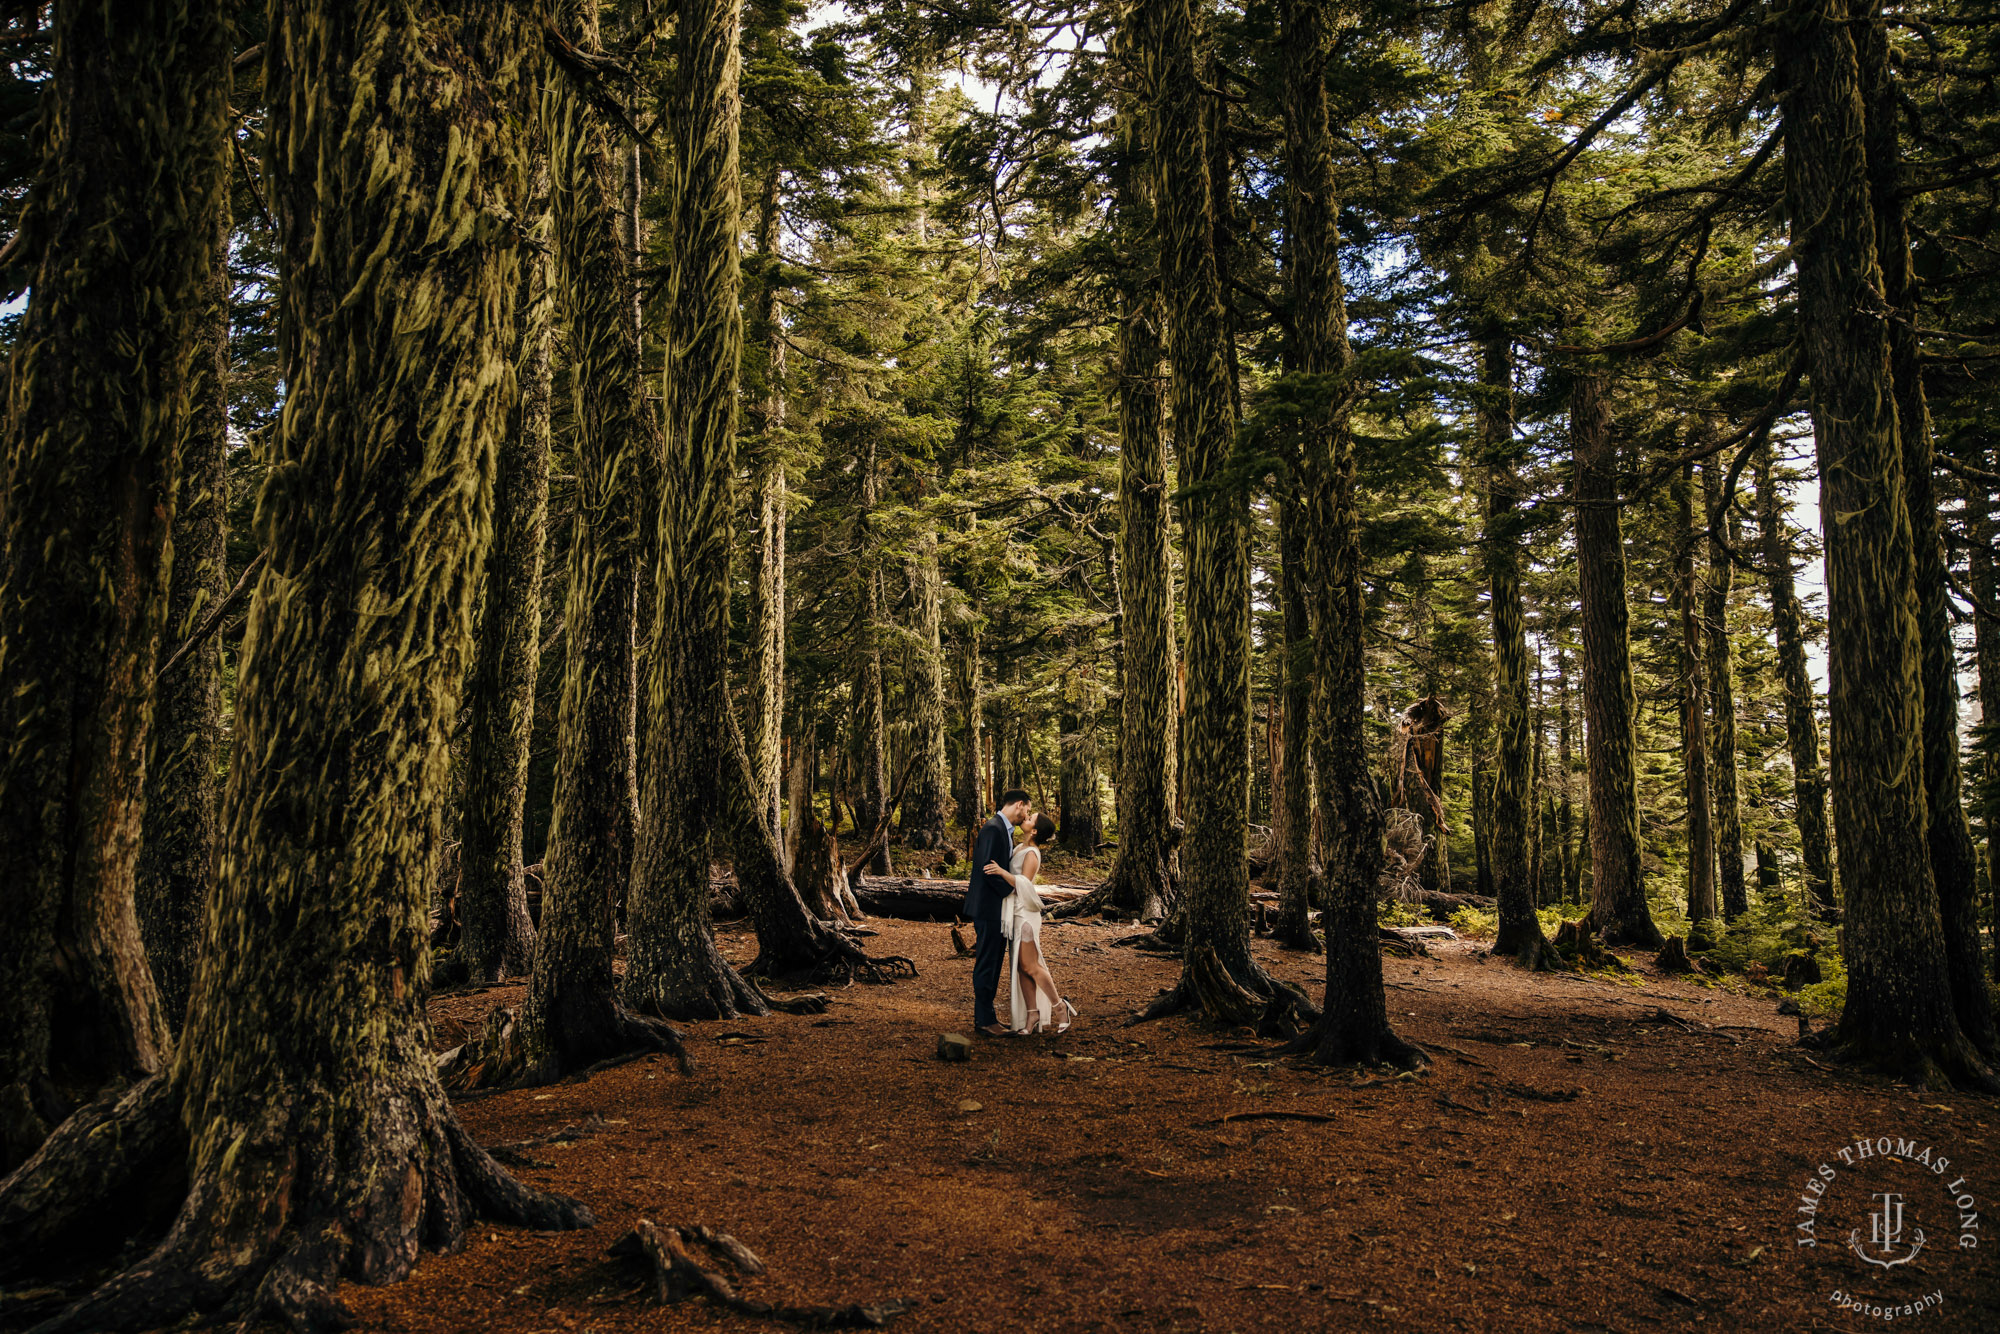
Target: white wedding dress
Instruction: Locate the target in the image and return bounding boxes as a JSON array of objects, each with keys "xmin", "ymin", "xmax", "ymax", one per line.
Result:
[{"xmin": 1001, "ymin": 841, "xmax": 1047, "ymax": 1033}]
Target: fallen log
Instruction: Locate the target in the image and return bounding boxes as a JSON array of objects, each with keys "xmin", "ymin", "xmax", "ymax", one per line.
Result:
[{"xmin": 1410, "ymin": 890, "xmax": 1494, "ymax": 922}]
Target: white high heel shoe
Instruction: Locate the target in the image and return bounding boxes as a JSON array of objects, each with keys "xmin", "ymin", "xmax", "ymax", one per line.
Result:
[{"xmin": 1054, "ymin": 998, "xmax": 1078, "ymax": 1033}]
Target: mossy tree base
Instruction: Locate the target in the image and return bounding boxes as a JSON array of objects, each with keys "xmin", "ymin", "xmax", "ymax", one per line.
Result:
[{"xmin": 0, "ymin": 1072, "xmax": 591, "ymax": 1333}]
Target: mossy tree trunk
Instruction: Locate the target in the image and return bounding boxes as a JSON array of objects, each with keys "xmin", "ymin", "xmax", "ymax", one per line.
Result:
[
  {"xmin": 136, "ymin": 183, "xmax": 231, "ymax": 1031},
  {"xmin": 1753, "ymin": 442, "xmax": 1835, "ymax": 919},
  {"xmin": 1132, "ymin": 0, "xmax": 1261, "ymax": 1012},
  {"xmin": 1701, "ymin": 461, "xmax": 1747, "ymax": 918},
  {"xmin": 444, "ymin": 167, "xmax": 553, "ymax": 988},
  {"xmin": 1676, "ymin": 465, "xmax": 1717, "ymax": 925},
  {"xmin": 1776, "ymin": 0, "xmax": 1993, "ymax": 1089},
  {"xmin": 744, "ymin": 160, "xmax": 787, "ymax": 841},
  {"xmin": 624, "ymin": 0, "xmax": 767, "ymax": 1021},
  {"xmin": 1573, "ymin": 370, "xmax": 1661, "ymax": 948},
  {"xmin": 1482, "ymin": 334, "xmax": 1555, "ymax": 967},
  {"xmin": 1556, "ymin": 641, "xmax": 1579, "ymax": 902},
  {"xmin": 0, "ymin": 0, "xmax": 228, "ymax": 1171},
  {"xmin": 1277, "ymin": 0, "xmax": 1418, "ymax": 1065},
  {"xmin": 1859, "ymin": 16, "xmax": 1996, "ymax": 1058},
  {"xmin": 0, "ymin": 8, "xmax": 596, "ymax": 1326},
  {"xmin": 519, "ymin": 0, "xmax": 680, "ymax": 1075}
]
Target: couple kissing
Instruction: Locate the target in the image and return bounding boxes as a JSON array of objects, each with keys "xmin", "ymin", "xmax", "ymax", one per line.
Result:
[{"xmin": 962, "ymin": 789, "xmax": 1079, "ymax": 1037}]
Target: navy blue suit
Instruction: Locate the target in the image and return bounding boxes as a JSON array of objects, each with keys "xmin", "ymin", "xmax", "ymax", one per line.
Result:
[{"xmin": 964, "ymin": 812, "xmax": 1015, "ymax": 1028}]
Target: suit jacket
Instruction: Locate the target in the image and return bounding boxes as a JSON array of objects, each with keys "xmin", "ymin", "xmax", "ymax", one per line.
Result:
[{"xmin": 962, "ymin": 812, "xmax": 1016, "ymax": 920}]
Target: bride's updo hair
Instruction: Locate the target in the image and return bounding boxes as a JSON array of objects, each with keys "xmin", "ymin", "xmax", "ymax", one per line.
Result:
[{"xmin": 1027, "ymin": 813, "xmax": 1057, "ymax": 847}]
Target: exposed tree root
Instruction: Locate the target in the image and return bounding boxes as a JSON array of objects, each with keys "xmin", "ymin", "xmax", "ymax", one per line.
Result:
[
  {"xmin": 1829, "ymin": 1020, "xmax": 2000, "ymax": 1094},
  {"xmin": 0, "ymin": 1076, "xmax": 592, "ymax": 1334},
  {"xmin": 439, "ymin": 997, "xmax": 691, "ymax": 1093},
  {"xmin": 1551, "ymin": 919, "xmax": 1626, "ymax": 971},
  {"xmin": 1495, "ymin": 923, "xmax": 1568, "ymax": 973},
  {"xmin": 739, "ymin": 915, "xmax": 917, "ymax": 989},
  {"xmin": 1280, "ymin": 1018, "xmax": 1430, "ymax": 1072},
  {"xmin": 611, "ymin": 1219, "xmax": 910, "ymax": 1328},
  {"xmin": 623, "ymin": 935, "xmax": 772, "ymax": 1023},
  {"xmin": 1131, "ymin": 944, "xmax": 1300, "ymax": 1028},
  {"xmin": 1266, "ymin": 879, "xmax": 1323, "ymax": 952},
  {"xmin": 1049, "ymin": 846, "xmax": 1177, "ymax": 923}
]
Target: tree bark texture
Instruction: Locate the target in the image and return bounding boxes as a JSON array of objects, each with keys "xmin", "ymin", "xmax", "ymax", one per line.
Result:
[
  {"xmin": 1701, "ymin": 461, "xmax": 1746, "ymax": 918},
  {"xmin": 1481, "ymin": 335, "xmax": 1554, "ymax": 966},
  {"xmin": 1097, "ymin": 275, "xmax": 1179, "ymax": 919},
  {"xmin": 447, "ymin": 169, "xmax": 553, "ymax": 988},
  {"xmin": 1137, "ymin": 0, "xmax": 1256, "ymax": 993},
  {"xmin": 1280, "ymin": 0, "xmax": 1418, "ymax": 1064},
  {"xmin": 521, "ymin": 0, "xmax": 668, "ymax": 1071},
  {"xmin": 1572, "ymin": 371, "xmax": 1661, "ymax": 947},
  {"xmin": 1858, "ymin": 16, "xmax": 1995, "ymax": 1058},
  {"xmin": 952, "ymin": 618, "xmax": 985, "ymax": 833},
  {"xmin": 1269, "ymin": 495, "xmax": 1317, "ymax": 948},
  {"xmin": 904, "ymin": 530, "xmax": 951, "ymax": 849},
  {"xmin": 1777, "ymin": 0, "xmax": 1991, "ymax": 1087},
  {"xmin": 0, "ymin": 0, "xmax": 228, "ymax": 1170},
  {"xmin": 744, "ymin": 161, "xmax": 787, "ymax": 841},
  {"xmin": 1971, "ymin": 457, "xmax": 2000, "ymax": 981},
  {"xmin": 1754, "ymin": 443, "xmax": 1835, "ymax": 919},
  {"xmin": 852, "ymin": 438, "xmax": 892, "ymax": 877},
  {"xmin": 1676, "ymin": 466, "xmax": 1717, "ymax": 925},
  {"xmin": 625, "ymin": 0, "xmax": 767, "ymax": 1022},
  {"xmin": 0, "ymin": 10, "xmax": 596, "ymax": 1328},
  {"xmin": 135, "ymin": 179, "xmax": 232, "ymax": 1031}
]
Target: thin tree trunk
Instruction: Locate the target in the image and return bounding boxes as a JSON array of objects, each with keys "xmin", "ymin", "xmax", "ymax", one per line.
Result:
[
  {"xmin": 1859, "ymin": 16, "xmax": 1996, "ymax": 1058},
  {"xmin": 952, "ymin": 619, "xmax": 985, "ymax": 834},
  {"xmin": 446, "ymin": 170, "xmax": 553, "ymax": 988},
  {"xmin": 1777, "ymin": 0, "xmax": 1992, "ymax": 1088},
  {"xmin": 853, "ymin": 439, "xmax": 892, "ymax": 877},
  {"xmin": 624, "ymin": 0, "xmax": 767, "ymax": 1021},
  {"xmin": 904, "ymin": 530, "xmax": 951, "ymax": 849},
  {"xmin": 1969, "ymin": 455, "xmax": 2000, "ymax": 980},
  {"xmin": 1754, "ymin": 443, "xmax": 1835, "ymax": 919},
  {"xmin": 1269, "ymin": 494, "xmax": 1319, "ymax": 949},
  {"xmin": 0, "ymin": 9, "xmax": 594, "ymax": 1325},
  {"xmin": 0, "ymin": 0, "xmax": 226, "ymax": 1169},
  {"xmin": 1677, "ymin": 465, "xmax": 1717, "ymax": 926},
  {"xmin": 136, "ymin": 183, "xmax": 231, "ymax": 1030},
  {"xmin": 520, "ymin": 0, "xmax": 679, "ymax": 1074},
  {"xmin": 744, "ymin": 160, "xmax": 787, "ymax": 840},
  {"xmin": 1468, "ymin": 679, "xmax": 1493, "ymax": 898},
  {"xmin": 1573, "ymin": 371, "xmax": 1662, "ymax": 947},
  {"xmin": 1556, "ymin": 641, "xmax": 1578, "ymax": 903},
  {"xmin": 1702, "ymin": 461, "xmax": 1747, "ymax": 918},
  {"xmin": 1483, "ymin": 335, "xmax": 1554, "ymax": 966}
]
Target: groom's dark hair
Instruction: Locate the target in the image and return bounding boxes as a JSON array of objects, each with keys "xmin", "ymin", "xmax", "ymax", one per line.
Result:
[{"xmin": 998, "ymin": 788, "xmax": 1030, "ymax": 808}]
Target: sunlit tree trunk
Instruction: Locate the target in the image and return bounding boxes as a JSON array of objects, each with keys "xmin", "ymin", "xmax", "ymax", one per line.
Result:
[
  {"xmin": 1777, "ymin": 0, "xmax": 1992, "ymax": 1088},
  {"xmin": 446, "ymin": 167, "xmax": 553, "ymax": 988},
  {"xmin": 1676, "ymin": 465, "xmax": 1717, "ymax": 925},
  {"xmin": 625, "ymin": 0, "xmax": 768, "ymax": 1020},
  {"xmin": 136, "ymin": 187, "xmax": 231, "ymax": 1030},
  {"xmin": 0, "ymin": 0, "xmax": 228, "ymax": 1170},
  {"xmin": 1269, "ymin": 494, "xmax": 1319, "ymax": 948},
  {"xmin": 1556, "ymin": 641, "xmax": 1578, "ymax": 902},
  {"xmin": 1969, "ymin": 457, "xmax": 1999, "ymax": 979},
  {"xmin": 1859, "ymin": 16, "xmax": 1996, "ymax": 1057},
  {"xmin": 952, "ymin": 618, "xmax": 985, "ymax": 832},
  {"xmin": 744, "ymin": 160, "xmax": 787, "ymax": 839},
  {"xmin": 1573, "ymin": 370, "xmax": 1661, "ymax": 947}
]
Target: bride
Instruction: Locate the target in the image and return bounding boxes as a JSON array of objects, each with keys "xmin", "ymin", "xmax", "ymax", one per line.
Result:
[{"xmin": 984, "ymin": 811, "xmax": 1078, "ymax": 1035}]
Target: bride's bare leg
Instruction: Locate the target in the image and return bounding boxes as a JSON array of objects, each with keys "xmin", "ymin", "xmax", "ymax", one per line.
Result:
[{"xmin": 1018, "ymin": 938, "xmax": 1058, "ymax": 1028}]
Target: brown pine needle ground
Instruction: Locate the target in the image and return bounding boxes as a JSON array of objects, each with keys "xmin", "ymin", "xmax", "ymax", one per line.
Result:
[{"xmin": 358, "ymin": 915, "xmax": 2000, "ymax": 1333}]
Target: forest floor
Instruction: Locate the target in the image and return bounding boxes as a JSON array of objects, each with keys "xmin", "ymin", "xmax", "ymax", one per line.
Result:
[{"xmin": 359, "ymin": 903, "xmax": 2000, "ymax": 1334}]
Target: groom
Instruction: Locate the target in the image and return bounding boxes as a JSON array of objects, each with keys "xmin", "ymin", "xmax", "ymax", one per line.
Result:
[{"xmin": 964, "ymin": 788, "xmax": 1031, "ymax": 1037}]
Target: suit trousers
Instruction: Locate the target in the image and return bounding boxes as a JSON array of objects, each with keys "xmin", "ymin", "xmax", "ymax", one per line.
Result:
[{"xmin": 972, "ymin": 914, "xmax": 1005, "ymax": 1028}]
